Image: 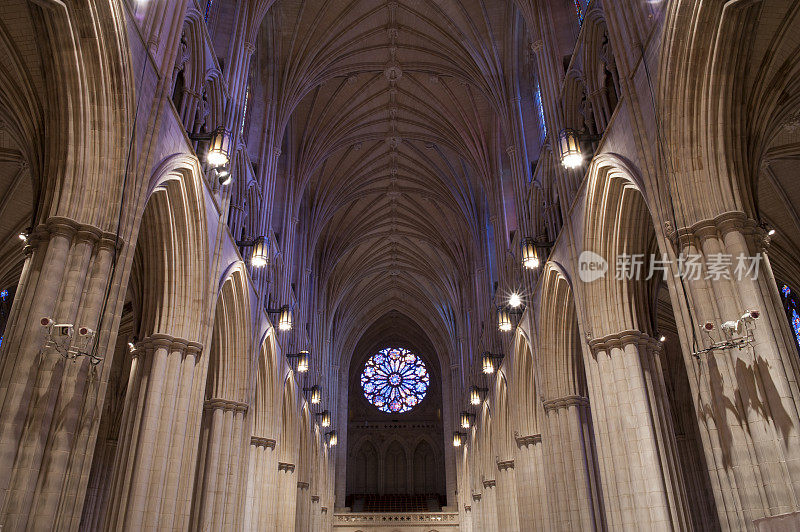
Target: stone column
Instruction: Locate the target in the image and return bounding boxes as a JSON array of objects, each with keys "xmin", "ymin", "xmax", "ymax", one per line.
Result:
[
  {"xmin": 515, "ymin": 434, "xmax": 549, "ymax": 530},
  {"xmin": 0, "ymin": 218, "xmax": 119, "ymax": 530},
  {"xmin": 295, "ymin": 481, "xmax": 311, "ymax": 531},
  {"xmin": 105, "ymin": 335, "xmax": 204, "ymax": 531},
  {"xmin": 191, "ymin": 398, "xmax": 249, "ymax": 531},
  {"xmin": 310, "ymin": 494, "xmax": 321, "ymax": 531},
  {"xmin": 585, "ymin": 331, "xmax": 691, "ymax": 531},
  {"xmin": 481, "ymin": 479, "xmax": 500, "ymax": 532},
  {"xmin": 472, "ymin": 492, "xmax": 483, "ymax": 532},
  {"xmin": 542, "ymin": 396, "xmax": 602, "ymax": 531},
  {"xmin": 463, "ymin": 504, "xmax": 474, "ymax": 532},
  {"xmin": 243, "ymin": 437, "xmax": 277, "ymax": 531},
  {"xmin": 276, "ymin": 462, "xmax": 298, "ymax": 529},
  {"xmin": 496, "ymin": 460, "xmax": 522, "ymax": 531},
  {"xmin": 672, "ymin": 214, "xmax": 800, "ymax": 528}
]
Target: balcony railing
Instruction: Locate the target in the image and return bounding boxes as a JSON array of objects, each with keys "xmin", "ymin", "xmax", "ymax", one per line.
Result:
[{"xmin": 333, "ymin": 512, "xmax": 459, "ymax": 526}]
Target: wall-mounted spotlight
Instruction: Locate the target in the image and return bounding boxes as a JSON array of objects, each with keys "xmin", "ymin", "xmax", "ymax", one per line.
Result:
[
  {"xmin": 237, "ymin": 236, "xmax": 269, "ymax": 268},
  {"xmin": 460, "ymin": 412, "xmax": 475, "ymax": 429},
  {"xmin": 521, "ymin": 237, "xmax": 555, "ymax": 270},
  {"xmin": 214, "ymin": 165, "xmax": 232, "ymax": 186},
  {"xmin": 521, "ymin": 237, "xmax": 539, "ymax": 269},
  {"xmin": 304, "ymin": 385, "xmax": 322, "ymax": 405},
  {"xmin": 190, "ymin": 126, "xmax": 231, "ymax": 168},
  {"xmin": 18, "ymin": 227, "xmax": 32, "ymax": 243},
  {"xmin": 498, "ymin": 307, "xmax": 512, "ymax": 332},
  {"xmin": 481, "ymin": 352, "xmax": 504, "ymax": 375},
  {"xmin": 470, "ymin": 386, "xmax": 488, "ymax": 406},
  {"xmin": 316, "ymin": 410, "xmax": 331, "ymax": 428},
  {"xmin": 558, "ymin": 128, "xmax": 583, "ymax": 169},
  {"xmin": 497, "ymin": 303, "xmax": 525, "ymax": 333},
  {"xmin": 266, "ymin": 305, "xmax": 293, "ymax": 331},
  {"xmin": 326, "ymin": 430, "xmax": 338, "ymax": 446},
  {"xmin": 286, "ymin": 350, "xmax": 309, "ymax": 373},
  {"xmin": 453, "ymin": 431, "xmax": 465, "ymax": 447}
]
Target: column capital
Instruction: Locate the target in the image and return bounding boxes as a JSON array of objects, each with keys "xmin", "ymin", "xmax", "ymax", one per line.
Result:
[
  {"xmin": 278, "ymin": 462, "xmax": 296, "ymax": 473},
  {"xmin": 464, "ymin": 505, "xmax": 472, "ymax": 512},
  {"xmin": 587, "ymin": 330, "xmax": 659, "ymax": 355},
  {"xmin": 137, "ymin": 335, "xmax": 203, "ymax": 357},
  {"xmin": 472, "ymin": 493, "xmax": 482, "ymax": 501},
  {"xmin": 297, "ymin": 481, "xmax": 309, "ymax": 489},
  {"xmin": 542, "ymin": 395, "xmax": 589, "ymax": 412},
  {"xmin": 515, "ymin": 433, "xmax": 542, "ymax": 447},
  {"xmin": 204, "ymin": 398, "xmax": 249, "ymax": 413},
  {"xmin": 250, "ymin": 436, "xmax": 276, "ymax": 449},
  {"xmin": 496, "ymin": 459, "xmax": 515, "ymax": 471},
  {"xmin": 311, "ymin": 495, "xmax": 320, "ymax": 503},
  {"xmin": 482, "ymin": 479, "xmax": 496, "ymax": 488},
  {"xmin": 673, "ymin": 211, "xmax": 765, "ymax": 250}
]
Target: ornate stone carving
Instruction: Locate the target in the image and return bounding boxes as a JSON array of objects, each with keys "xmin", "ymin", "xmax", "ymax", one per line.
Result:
[
  {"xmin": 278, "ymin": 462, "xmax": 296, "ymax": 473},
  {"xmin": 204, "ymin": 398, "xmax": 249, "ymax": 413},
  {"xmin": 496, "ymin": 459, "xmax": 515, "ymax": 471},
  {"xmin": 250, "ymin": 437, "xmax": 276, "ymax": 449},
  {"xmin": 515, "ymin": 433, "xmax": 542, "ymax": 447},
  {"xmin": 542, "ymin": 395, "xmax": 589, "ymax": 412}
]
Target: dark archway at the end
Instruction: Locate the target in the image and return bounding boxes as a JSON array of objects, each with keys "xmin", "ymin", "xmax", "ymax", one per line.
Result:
[{"xmin": 345, "ymin": 311, "xmax": 446, "ymax": 513}]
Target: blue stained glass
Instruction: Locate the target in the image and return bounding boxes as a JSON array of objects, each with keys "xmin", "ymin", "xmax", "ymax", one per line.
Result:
[
  {"xmin": 0, "ymin": 290, "xmax": 7, "ymax": 300},
  {"xmin": 535, "ymin": 81, "xmax": 547, "ymax": 144},
  {"xmin": 574, "ymin": 0, "xmax": 586, "ymax": 26},
  {"xmin": 781, "ymin": 284, "xmax": 800, "ymax": 351},
  {"xmin": 204, "ymin": 0, "xmax": 213, "ymax": 22},
  {"xmin": 361, "ymin": 347, "xmax": 429, "ymax": 413}
]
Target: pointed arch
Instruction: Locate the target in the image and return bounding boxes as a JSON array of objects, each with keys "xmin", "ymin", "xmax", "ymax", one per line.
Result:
[
  {"xmin": 130, "ymin": 155, "xmax": 209, "ymax": 343},
  {"xmin": 206, "ymin": 264, "xmax": 251, "ymax": 403}
]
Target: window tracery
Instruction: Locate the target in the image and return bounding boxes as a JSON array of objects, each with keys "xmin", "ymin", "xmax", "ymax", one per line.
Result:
[{"xmin": 361, "ymin": 347, "xmax": 429, "ymax": 413}]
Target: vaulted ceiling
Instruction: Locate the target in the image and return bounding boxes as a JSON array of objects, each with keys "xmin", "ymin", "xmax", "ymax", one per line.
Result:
[{"xmin": 253, "ymin": 0, "xmax": 533, "ymax": 369}]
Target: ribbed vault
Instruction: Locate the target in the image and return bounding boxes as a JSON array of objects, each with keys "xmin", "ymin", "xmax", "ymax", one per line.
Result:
[{"xmin": 254, "ymin": 0, "xmax": 526, "ymax": 368}]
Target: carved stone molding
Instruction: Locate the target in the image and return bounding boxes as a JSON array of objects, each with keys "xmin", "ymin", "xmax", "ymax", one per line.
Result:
[
  {"xmin": 472, "ymin": 493, "xmax": 482, "ymax": 501},
  {"xmin": 464, "ymin": 505, "xmax": 472, "ymax": 512},
  {"xmin": 297, "ymin": 481, "xmax": 309, "ymax": 490},
  {"xmin": 31, "ymin": 216, "xmax": 121, "ymax": 251},
  {"xmin": 542, "ymin": 395, "xmax": 589, "ymax": 412},
  {"xmin": 321, "ymin": 507, "xmax": 328, "ymax": 514},
  {"xmin": 672, "ymin": 211, "xmax": 765, "ymax": 251},
  {"xmin": 482, "ymin": 479, "xmax": 496, "ymax": 489},
  {"xmin": 311, "ymin": 495, "xmax": 320, "ymax": 503},
  {"xmin": 204, "ymin": 398, "xmax": 248, "ymax": 413},
  {"xmin": 250, "ymin": 436, "xmax": 276, "ymax": 449},
  {"xmin": 137, "ymin": 334, "xmax": 203, "ymax": 358},
  {"xmin": 278, "ymin": 462, "xmax": 296, "ymax": 473},
  {"xmin": 515, "ymin": 433, "xmax": 542, "ymax": 447},
  {"xmin": 587, "ymin": 330, "xmax": 660, "ymax": 355},
  {"xmin": 497, "ymin": 459, "xmax": 515, "ymax": 471}
]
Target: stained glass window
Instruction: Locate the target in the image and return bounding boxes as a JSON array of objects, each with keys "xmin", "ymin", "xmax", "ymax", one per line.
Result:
[
  {"xmin": 239, "ymin": 86, "xmax": 250, "ymax": 137},
  {"xmin": 204, "ymin": 0, "xmax": 214, "ymax": 22},
  {"xmin": 361, "ymin": 347, "xmax": 429, "ymax": 413},
  {"xmin": 535, "ymin": 81, "xmax": 547, "ymax": 144},
  {"xmin": 780, "ymin": 284, "xmax": 800, "ymax": 351},
  {"xmin": 574, "ymin": 0, "xmax": 587, "ymax": 26}
]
